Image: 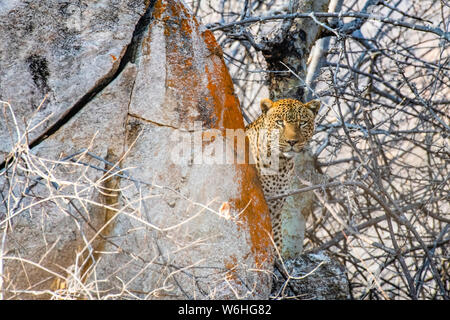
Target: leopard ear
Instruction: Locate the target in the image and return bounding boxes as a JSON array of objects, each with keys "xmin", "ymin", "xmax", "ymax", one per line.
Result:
[
  {"xmin": 305, "ymin": 100, "xmax": 321, "ymax": 116},
  {"xmin": 260, "ymin": 98, "xmax": 273, "ymax": 113}
]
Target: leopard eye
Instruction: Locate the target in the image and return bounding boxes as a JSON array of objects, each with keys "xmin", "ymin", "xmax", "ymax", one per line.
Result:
[
  {"xmin": 300, "ymin": 121, "xmax": 308, "ymax": 127},
  {"xmin": 276, "ymin": 120, "xmax": 284, "ymax": 126}
]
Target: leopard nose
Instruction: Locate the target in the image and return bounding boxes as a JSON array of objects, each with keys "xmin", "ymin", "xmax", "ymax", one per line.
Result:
[{"xmin": 287, "ymin": 140, "xmax": 298, "ymax": 146}]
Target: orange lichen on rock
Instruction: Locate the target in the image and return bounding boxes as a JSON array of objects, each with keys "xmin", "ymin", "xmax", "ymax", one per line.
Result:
[
  {"xmin": 202, "ymin": 29, "xmax": 225, "ymax": 58},
  {"xmin": 201, "ymin": 24, "xmax": 273, "ymax": 267},
  {"xmin": 152, "ymin": 0, "xmax": 167, "ymax": 20},
  {"xmin": 149, "ymin": 0, "xmax": 273, "ymax": 270},
  {"xmin": 202, "ymin": 39, "xmax": 273, "ymax": 268}
]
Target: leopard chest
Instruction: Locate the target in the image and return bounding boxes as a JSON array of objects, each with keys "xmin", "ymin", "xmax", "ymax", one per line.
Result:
[{"xmin": 255, "ymin": 156, "xmax": 294, "ymax": 218}]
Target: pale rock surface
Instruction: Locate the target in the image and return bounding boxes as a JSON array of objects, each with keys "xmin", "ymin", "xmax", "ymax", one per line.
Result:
[
  {"xmin": 90, "ymin": 0, "xmax": 273, "ymax": 299},
  {"xmin": 0, "ymin": 0, "xmax": 147, "ymax": 163},
  {"xmin": 0, "ymin": 0, "xmax": 273, "ymax": 299}
]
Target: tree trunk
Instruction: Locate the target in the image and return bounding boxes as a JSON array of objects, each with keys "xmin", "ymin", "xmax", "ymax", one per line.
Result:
[
  {"xmin": 262, "ymin": 0, "xmax": 330, "ymax": 101},
  {"xmin": 261, "ymin": 0, "xmax": 330, "ymax": 258},
  {"xmin": 305, "ymin": 0, "xmax": 343, "ymax": 101}
]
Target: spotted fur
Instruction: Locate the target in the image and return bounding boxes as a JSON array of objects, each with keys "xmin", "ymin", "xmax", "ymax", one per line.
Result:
[{"xmin": 245, "ymin": 98, "xmax": 320, "ymax": 251}]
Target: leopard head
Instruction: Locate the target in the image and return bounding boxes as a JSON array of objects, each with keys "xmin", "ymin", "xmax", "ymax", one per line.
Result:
[{"xmin": 259, "ymin": 98, "xmax": 320, "ymax": 158}]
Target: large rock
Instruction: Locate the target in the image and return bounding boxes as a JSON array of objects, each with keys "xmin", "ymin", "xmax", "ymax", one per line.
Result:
[
  {"xmin": 0, "ymin": 0, "xmax": 147, "ymax": 163},
  {"xmin": 0, "ymin": 63, "xmax": 137, "ymax": 299},
  {"xmin": 0, "ymin": 0, "xmax": 273, "ymax": 299}
]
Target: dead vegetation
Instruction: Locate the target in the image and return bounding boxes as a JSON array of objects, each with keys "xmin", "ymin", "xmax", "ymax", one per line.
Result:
[
  {"xmin": 1, "ymin": 0, "xmax": 449, "ymax": 300},
  {"xmin": 197, "ymin": 0, "xmax": 449, "ymax": 299}
]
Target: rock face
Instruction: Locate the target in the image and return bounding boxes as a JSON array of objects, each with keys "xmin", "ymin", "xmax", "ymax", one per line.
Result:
[
  {"xmin": 0, "ymin": 63, "xmax": 138, "ymax": 299},
  {"xmin": 272, "ymin": 251, "xmax": 350, "ymax": 300},
  {"xmin": 281, "ymin": 148, "xmax": 326, "ymax": 258},
  {"xmin": 0, "ymin": 0, "xmax": 147, "ymax": 163},
  {"xmin": 0, "ymin": 0, "xmax": 273, "ymax": 299}
]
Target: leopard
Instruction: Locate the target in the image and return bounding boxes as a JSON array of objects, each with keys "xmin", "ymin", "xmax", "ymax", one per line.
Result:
[{"xmin": 245, "ymin": 98, "xmax": 320, "ymax": 253}]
